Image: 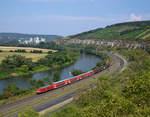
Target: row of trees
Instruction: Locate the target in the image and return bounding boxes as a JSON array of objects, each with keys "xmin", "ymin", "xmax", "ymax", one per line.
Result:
[
  {"xmin": 9, "ymin": 49, "xmax": 43, "ymax": 53},
  {"xmin": 37, "ymin": 50, "xmax": 78, "ymax": 70},
  {"xmin": 30, "ymin": 50, "xmax": 43, "ymax": 53},
  {"xmin": 10, "ymin": 49, "xmax": 26, "ymax": 53}
]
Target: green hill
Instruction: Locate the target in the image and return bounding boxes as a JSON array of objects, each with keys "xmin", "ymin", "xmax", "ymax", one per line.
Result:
[{"xmin": 70, "ymin": 20, "xmax": 150, "ymax": 42}]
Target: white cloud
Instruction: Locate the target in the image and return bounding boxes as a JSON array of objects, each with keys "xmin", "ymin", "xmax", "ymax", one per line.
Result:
[{"xmin": 129, "ymin": 13, "xmax": 142, "ymax": 21}]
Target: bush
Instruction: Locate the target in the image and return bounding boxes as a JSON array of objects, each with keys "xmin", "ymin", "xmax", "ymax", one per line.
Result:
[
  {"xmin": 14, "ymin": 49, "xmax": 26, "ymax": 53},
  {"xmin": 0, "ymin": 94, "xmax": 9, "ymax": 99},
  {"xmin": 48, "ymin": 51, "xmax": 53, "ymax": 54},
  {"xmin": 36, "ymin": 80, "xmax": 45, "ymax": 88},
  {"xmin": 71, "ymin": 69, "xmax": 84, "ymax": 76},
  {"xmin": 53, "ymin": 71, "xmax": 61, "ymax": 82},
  {"xmin": 20, "ymin": 65, "xmax": 29, "ymax": 72},
  {"xmin": 1, "ymin": 55, "xmax": 34, "ymax": 70},
  {"xmin": 30, "ymin": 50, "xmax": 43, "ymax": 53},
  {"xmin": 3, "ymin": 83, "xmax": 22, "ymax": 96},
  {"xmin": 19, "ymin": 109, "xmax": 39, "ymax": 117},
  {"xmin": 96, "ymin": 61, "xmax": 106, "ymax": 67}
]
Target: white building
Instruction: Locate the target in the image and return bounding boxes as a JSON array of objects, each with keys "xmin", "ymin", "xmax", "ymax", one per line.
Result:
[{"xmin": 18, "ymin": 37, "xmax": 46, "ymax": 44}]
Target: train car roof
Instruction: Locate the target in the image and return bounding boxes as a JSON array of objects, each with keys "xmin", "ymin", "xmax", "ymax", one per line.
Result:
[
  {"xmin": 53, "ymin": 76, "xmax": 76, "ymax": 84},
  {"xmin": 53, "ymin": 70, "xmax": 94, "ymax": 84},
  {"xmin": 39, "ymin": 70, "xmax": 94, "ymax": 89},
  {"xmin": 79, "ymin": 70, "xmax": 93, "ymax": 76}
]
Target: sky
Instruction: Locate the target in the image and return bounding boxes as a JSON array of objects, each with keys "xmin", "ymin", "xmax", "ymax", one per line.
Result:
[{"xmin": 0, "ymin": 0, "xmax": 150, "ymax": 36}]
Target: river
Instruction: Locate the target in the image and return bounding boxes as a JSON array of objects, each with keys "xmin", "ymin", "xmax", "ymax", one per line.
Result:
[{"xmin": 0, "ymin": 53, "xmax": 101, "ymax": 93}]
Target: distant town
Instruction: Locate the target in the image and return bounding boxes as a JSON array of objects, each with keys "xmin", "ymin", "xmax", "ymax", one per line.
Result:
[{"xmin": 18, "ymin": 37, "xmax": 46, "ymax": 44}]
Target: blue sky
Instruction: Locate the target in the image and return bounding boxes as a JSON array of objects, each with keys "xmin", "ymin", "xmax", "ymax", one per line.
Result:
[{"xmin": 0, "ymin": 0, "xmax": 150, "ymax": 36}]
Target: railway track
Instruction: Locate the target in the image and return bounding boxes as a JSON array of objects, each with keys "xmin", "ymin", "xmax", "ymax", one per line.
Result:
[{"xmin": 0, "ymin": 51, "xmax": 127, "ymax": 117}]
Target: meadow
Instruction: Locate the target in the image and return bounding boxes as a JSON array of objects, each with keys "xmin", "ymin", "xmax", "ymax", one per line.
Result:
[
  {"xmin": 0, "ymin": 46, "xmax": 56, "ymax": 62},
  {"xmin": 0, "ymin": 46, "xmax": 55, "ymax": 52}
]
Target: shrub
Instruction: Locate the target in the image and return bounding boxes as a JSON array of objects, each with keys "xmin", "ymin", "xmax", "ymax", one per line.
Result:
[
  {"xmin": 19, "ymin": 109, "xmax": 39, "ymax": 117},
  {"xmin": 71, "ymin": 69, "xmax": 84, "ymax": 76},
  {"xmin": 53, "ymin": 71, "xmax": 61, "ymax": 82}
]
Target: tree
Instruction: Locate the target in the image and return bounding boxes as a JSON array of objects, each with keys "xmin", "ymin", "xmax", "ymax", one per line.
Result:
[
  {"xmin": 48, "ymin": 51, "xmax": 53, "ymax": 54},
  {"xmin": 36, "ymin": 80, "xmax": 45, "ymax": 88},
  {"xmin": 20, "ymin": 65, "xmax": 29, "ymax": 72},
  {"xmin": 3, "ymin": 83, "xmax": 21, "ymax": 96},
  {"xmin": 53, "ymin": 71, "xmax": 61, "ymax": 82},
  {"xmin": 19, "ymin": 109, "xmax": 39, "ymax": 117},
  {"xmin": 71, "ymin": 69, "xmax": 84, "ymax": 76},
  {"xmin": 96, "ymin": 61, "xmax": 106, "ymax": 67},
  {"xmin": 1, "ymin": 55, "xmax": 34, "ymax": 70}
]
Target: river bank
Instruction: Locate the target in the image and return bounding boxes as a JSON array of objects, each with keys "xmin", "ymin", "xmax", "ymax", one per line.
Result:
[
  {"xmin": 0, "ymin": 50, "xmax": 79, "ymax": 80},
  {"xmin": 0, "ymin": 53, "xmax": 100, "ymax": 94}
]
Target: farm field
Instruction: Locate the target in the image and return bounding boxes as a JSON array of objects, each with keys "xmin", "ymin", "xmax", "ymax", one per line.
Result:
[
  {"xmin": 0, "ymin": 46, "xmax": 55, "ymax": 53},
  {"xmin": 0, "ymin": 52, "xmax": 47, "ymax": 62},
  {"xmin": 0, "ymin": 46, "xmax": 56, "ymax": 62}
]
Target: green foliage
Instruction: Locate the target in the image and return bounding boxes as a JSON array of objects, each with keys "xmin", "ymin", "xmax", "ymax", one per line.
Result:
[
  {"xmin": 29, "ymin": 79, "xmax": 45, "ymax": 88},
  {"xmin": 3, "ymin": 83, "xmax": 22, "ymax": 96},
  {"xmin": 49, "ymin": 49, "xmax": 150, "ymax": 117},
  {"xmin": 30, "ymin": 50, "xmax": 43, "ymax": 53},
  {"xmin": 19, "ymin": 109, "xmax": 39, "ymax": 117},
  {"xmin": 33, "ymin": 41, "xmax": 64, "ymax": 50},
  {"xmin": 47, "ymin": 104, "xmax": 80, "ymax": 117},
  {"xmin": 122, "ymin": 72, "xmax": 150, "ymax": 106},
  {"xmin": 146, "ymin": 46, "xmax": 150, "ymax": 54},
  {"xmin": 9, "ymin": 49, "xmax": 27, "ymax": 53},
  {"xmin": 47, "ymin": 51, "xmax": 53, "ymax": 54},
  {"xmin": 96, "ymin": 61, "xmax": 106, "ymax": 67},
  {"xmin": 43, "ymin": 77, "xmax": 51, "ymax": 84},
  {"xmin": 20, "ymin": 65, "xmax": 29, "ymax": 72},
  {"xmin": 14, "ymin": 49, "xmax": 26, "ymax": 53},
  {"xmin": 36, "ymin": 80, "xmax": 45, "ymax": 88},
  {"xmin": 71, "ymin": 69, "xmax": 84, "ymax": 76},
  {"xmin": 0, "ymin": 48, "xmax": 78, "ymax": 80},
  {"xmin": 1, "ymin": 55, "xmax": 34, "ymax": 70},
  {"xmin": 37, "ymin": 50, "xmax": 78, "ymax": 69},
  {"xmin": 53, "ymin": 71, "xmax": 61, "ymax": 82}
]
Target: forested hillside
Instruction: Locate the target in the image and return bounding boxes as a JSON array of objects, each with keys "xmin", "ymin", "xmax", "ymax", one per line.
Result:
[{"xmin": 70, "ymin": 20, "xmax": 150, "ymax": 42}]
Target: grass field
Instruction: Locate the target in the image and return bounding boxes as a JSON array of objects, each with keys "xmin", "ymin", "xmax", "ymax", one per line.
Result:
[
  {"xmin": 0, "ymin": 46, "xmax": 56, "ymax": 53},
  {"xmin": 0, "ymin": 46, "xmax": 56, "ymax": 63},
  {"xmin": 0, "ymin": 52, "xmax": 47, "ymax": 62}
]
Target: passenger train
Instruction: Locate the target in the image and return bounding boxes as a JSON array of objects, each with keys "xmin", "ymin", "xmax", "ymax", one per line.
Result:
[{"xmin": 36, "ymin": 64, "xmax": 110, "ymax": 94}]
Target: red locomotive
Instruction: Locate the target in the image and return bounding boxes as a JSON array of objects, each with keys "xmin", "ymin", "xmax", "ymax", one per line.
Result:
[{"xmin": 36, "ymin": 64, "xmax": 110, "ymax": 94}]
